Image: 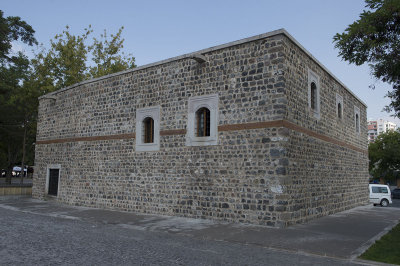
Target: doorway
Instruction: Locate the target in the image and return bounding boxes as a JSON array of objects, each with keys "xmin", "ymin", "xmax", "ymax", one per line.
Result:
[{"xmin": 48, "ymin": 168, "xmax": 59, "ymax": 196}]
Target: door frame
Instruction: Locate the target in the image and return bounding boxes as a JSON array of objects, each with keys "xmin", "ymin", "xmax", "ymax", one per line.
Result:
[{"xmin": 46, "ymin": 164, "xmax": 61, "ymax": 196}]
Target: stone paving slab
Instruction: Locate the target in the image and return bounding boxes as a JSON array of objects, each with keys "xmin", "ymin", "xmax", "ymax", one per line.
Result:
[{"xmin": 1, "ymin": 196, "xmax": 399, "ymax": 262}]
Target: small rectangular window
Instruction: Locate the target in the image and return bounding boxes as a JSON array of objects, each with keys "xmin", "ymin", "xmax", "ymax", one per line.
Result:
[
  {"xmin": 371, "ymin": 186, "xmax": 388, "ymax": 194},
  {"xmin": 380, "ymin": 187, "xmax": 388, "ymax": 193},
  {"xmin": 372, "ymin": 187, "xmax": 379, "ymax": 193}
]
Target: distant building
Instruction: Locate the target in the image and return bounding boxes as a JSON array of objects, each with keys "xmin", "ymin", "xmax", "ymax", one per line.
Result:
[
  {"xmin": 368, "ymin": 121, "xmax": 378, "ymax": 143},
  {"xmin": 368, "ymin": 119, "xmax": 397, "ymax": 143}
]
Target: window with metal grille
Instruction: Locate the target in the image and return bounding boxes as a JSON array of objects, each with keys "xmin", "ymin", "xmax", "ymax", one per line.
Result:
[
  {"xmin": 143, "ymin": 117, "xmax": 154, "ymax": 143},
  {"xmin": 136, "ymin": 106, "xmax": 160, "ymax": 151},
  {"xmin": 196, "ymin": 107, "xmax": 210, "ymax": 137},
  {"xmin": 186, "ymin": 94, "xmax": 218, "ymax": 146}
]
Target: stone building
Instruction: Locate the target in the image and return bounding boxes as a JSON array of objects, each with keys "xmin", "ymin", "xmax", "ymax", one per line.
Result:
[{"xmin": 33, "ymin": 29, "xmax": 368, "ymax": 227}]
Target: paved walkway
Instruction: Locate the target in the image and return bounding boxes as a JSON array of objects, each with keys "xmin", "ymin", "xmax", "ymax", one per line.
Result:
[{"xmin": 1, "ymin": 196, "xmax": 399, "ymax": 265}]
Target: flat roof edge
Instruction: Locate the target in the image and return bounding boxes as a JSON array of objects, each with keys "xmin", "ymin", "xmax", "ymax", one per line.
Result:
[
  {"xmin": 280, "ymin": 30, "xmax": 367, "ymax": 107},
  {"xmin": 39, "ymin": 28, "xmax": 367, "ymax": 108}
]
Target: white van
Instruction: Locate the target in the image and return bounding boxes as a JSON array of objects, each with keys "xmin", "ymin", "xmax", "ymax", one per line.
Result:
[{"xmin": 369, "ymin": 184, "xmax": 392, "ymax": 207}]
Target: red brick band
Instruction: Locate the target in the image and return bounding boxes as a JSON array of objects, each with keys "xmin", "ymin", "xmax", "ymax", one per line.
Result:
[
  {"xmin": 218, "ymin": 120, "xmax": 284, "ymax": 131},
  {"xmin": 219, "ymin": 120, "xmax": 367, "ymax": 155},
  {"xmin": 36, "ymin": 120, "xmax": 367, "ymax": 154},
  {"xmin": 36, "ymin": 133, "xmax": 136, "ymax": 144},
  {"xmin": 281, "ymin": 120, "xmax": 367, "ymax": 155},
  {"xmin": 160, "ymin": 129, "xmax": 186, "ymax": 136}
]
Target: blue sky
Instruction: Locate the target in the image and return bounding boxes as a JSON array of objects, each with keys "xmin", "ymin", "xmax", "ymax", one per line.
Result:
[{"xmin": 3, "ymin": 0, "xmax": 399, "ymax": 125}]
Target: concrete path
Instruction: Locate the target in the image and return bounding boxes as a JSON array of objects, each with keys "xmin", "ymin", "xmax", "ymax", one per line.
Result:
[{"xmin": 1, "ymin": 196, "xmax": 399, "ymax": 265}]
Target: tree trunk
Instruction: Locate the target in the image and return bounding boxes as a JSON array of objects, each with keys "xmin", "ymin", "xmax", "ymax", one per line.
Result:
[
  {"xmin": 20, "ymin": 122, "xmax": 27, "ymax": 184},
  {"xmin": 5, "ymin": 165, "xmax": 12, "ymax": 185},
  {"xmin": 5, "ymin": 143, "xmax": 12, "ymax": 184}
]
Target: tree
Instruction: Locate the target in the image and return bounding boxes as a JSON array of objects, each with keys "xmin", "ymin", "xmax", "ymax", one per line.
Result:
[
  {"xmin": 32, "ymin": 25, "xmax": 136, "ymax": 91},
  {"xmin": 11, "ymin": 26, "xmax": 135, "ymax": 175},
  {"xmin": 0, "ymin": 24, "xmax": 136, "ymax": 181},
  {"xmin": 0, "ymin": 10, "xmax": 37, "ymax": 62},
  {"xmin": 369, "ymin": 130, "xmax": 400, "ymax": 181},
  {"xmin": 333, "ymin": 0, "xmax": 400, "ymax": 117},
  {"xmin": 43, "ymin": 26, "xmax": 92, "ymax": 90},
  {"xmin": 0, "ymin": 52, "xmax": 32, "ymax": 183},
  {"xmin": 10, "ymin": 55, "xmax": 44, "ymax": 183},
  {"xmin": 0, "ymin": 10, "xmax": 37, "ymax": 183},
  {"xmin": 89, "ymin": 27, "xmax": 136, "ymax": 78}
]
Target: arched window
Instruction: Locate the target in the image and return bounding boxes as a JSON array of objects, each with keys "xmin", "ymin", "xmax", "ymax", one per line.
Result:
[
  {"xmin": 143, "ymin": 117, "xmax": 154, "ymax": 143},
  {"xmin": 136, "ymin": 106, "xmax": 160, "ymax": 151},
  {"xmin": 310, "ymin": 82, "xmax": 317, "ymax": 110},
  {"xmin": 336, "ymin": 93, "xmax": 343, "ymax": 120},
  {"xmin": 196, "ymin": 107, "xmax": 210, "ymax": 137},
  {"xmin": 187, "ymin": 94, "xmax": 218, "ymax": 146},
  {"xmin": 337, "ymin": 102, "xmax": 342, "ymax": 119},
  {"xmin": 308, "ymin": 69, "xmax": 320, "ymax": 119},
  {"xmin": 355, "ymin": 114, "xmax": 360, "ymax": 133}
]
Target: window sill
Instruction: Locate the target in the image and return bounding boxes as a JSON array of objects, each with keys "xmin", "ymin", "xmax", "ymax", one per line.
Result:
[
  {"xmin": 136, "ymin": 142, "xmax": 160, "ymax": 152},
  {"xmin": 309, "ymin": 109, "xmax": 320, "ymax": 120},
  {"xmin": 186, "ymin": 136, "xmax": 218, "ymax": 146}
]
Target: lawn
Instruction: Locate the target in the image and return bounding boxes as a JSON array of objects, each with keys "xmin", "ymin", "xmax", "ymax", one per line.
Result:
[{"xmin": 360, "ymin": 222, "xmax": 400, "ymax": 265}]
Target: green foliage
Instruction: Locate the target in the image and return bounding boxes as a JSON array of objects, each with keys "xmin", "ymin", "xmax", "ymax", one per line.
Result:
[
  {"xmin": 369, "ymin": 130, "xmax": 400, "ymax": 181},
  {"xmin": 360, "ymin": 222, "xmax": 400, "ymax": 264},
  {"xmin": 333, "ymin": 0, "xmax": 400, "ymax": 118},
  {"xmin": 47, "ymin": 26, "xmax": 92, "ymax": 89},
  {"xmin": 0, "ymin": 10, "xmax": 37, "ymax": 62},
  {"xmin": 88, "ymin": 26, "xmax": 136, "ymax": 78},
  {"xmin": 33, "ymin": 25, "xmax": 136, "ymax": 91},
  {"xmin": 0, "ymin": 22, "xmax": 136, "ymax": 170},
  {"xmin": 0, "ymin": 10, "xmax": 37, "ymax": 171},
  {"xmin": 0, "ymin": 52, "xmax": 32, "ymax": 169}
]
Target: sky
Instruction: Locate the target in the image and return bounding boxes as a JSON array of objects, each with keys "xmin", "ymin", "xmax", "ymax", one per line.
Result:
[{"xmin": 3, "ymin": 0, "xmax": 399, "ymax": 125}]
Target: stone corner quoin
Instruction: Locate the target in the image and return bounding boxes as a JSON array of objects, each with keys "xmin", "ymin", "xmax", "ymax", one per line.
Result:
[{"xmin": 33, "ymin": 29, "xmax": 369, "ymax": 228}]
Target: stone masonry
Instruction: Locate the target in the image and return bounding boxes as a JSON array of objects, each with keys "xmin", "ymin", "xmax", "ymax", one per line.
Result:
[{"xmin": 33, "ymin": 29, "xmax": 368, "ymax": 227}]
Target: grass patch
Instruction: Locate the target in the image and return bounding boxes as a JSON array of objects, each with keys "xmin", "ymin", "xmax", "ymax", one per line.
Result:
[{"xmin": 360, "ymin": 222, "xmax": 400, "ymax": 264}]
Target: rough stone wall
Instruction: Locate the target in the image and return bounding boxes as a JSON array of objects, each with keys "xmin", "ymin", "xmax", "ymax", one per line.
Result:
[
  {"xmin": 282, "ymin": 36, "xmax": 367, "ymax": 148},
  {"xmin": 279, "ymin": 36, "xmax": 368, "ymax": 226},
  {"xmin": 33, "ymin": 32, "xmax": 368, "ymax": 227},
  {"xmin": 36, "ymin": 36, "xmax": 286, "ymax": 141},
  {"xmin": 34, "ymin": 128, "xmax": 290, "ymax": 226},
  {"xmin": 34, "ymin": 35, "xmax": 292, "ymax": 227}
]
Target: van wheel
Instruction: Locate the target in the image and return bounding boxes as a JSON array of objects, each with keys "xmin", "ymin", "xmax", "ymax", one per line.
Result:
[{"xmin": 381, "ymin": 199, "xmax": 389, "ymax": 207}]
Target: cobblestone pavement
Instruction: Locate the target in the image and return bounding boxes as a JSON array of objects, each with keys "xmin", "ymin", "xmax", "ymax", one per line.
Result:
[{"xmin": 0, "ymin": 196, "xmax": 397, "ymax": 266}]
